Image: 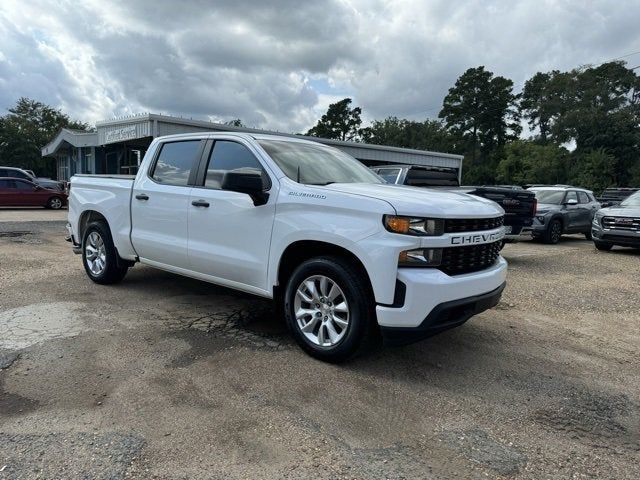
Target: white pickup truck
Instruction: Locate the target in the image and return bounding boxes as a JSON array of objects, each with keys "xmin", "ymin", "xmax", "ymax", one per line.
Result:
[{"xmin": 67, "ymin": 132, "xmax": 507, "ymax": 362}]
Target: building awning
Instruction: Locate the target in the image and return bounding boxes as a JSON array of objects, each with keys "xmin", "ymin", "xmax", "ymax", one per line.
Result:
[{"xmin": 41, "ymin": 129, "xmax": 98, "ymax": 156}]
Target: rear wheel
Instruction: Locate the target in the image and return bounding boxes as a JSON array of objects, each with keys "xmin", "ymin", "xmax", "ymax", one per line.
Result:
[
  {"xmin": 47, "ymin": 196, "xmax": 63, "ymax": 210},
  {"xmin": 594, "ymin": 241, "xmax": 613, "ymax": 251},
  {"xmin": 284, "ymin": 256, "xmax": 377, "ymax": 362},
  {"xmin": 82, "ymin": 221, "xmax": 129, "ymax": 284},
  {"xmin": 543, "ymin": 219, "xmax": 562, "ymax": 244}
]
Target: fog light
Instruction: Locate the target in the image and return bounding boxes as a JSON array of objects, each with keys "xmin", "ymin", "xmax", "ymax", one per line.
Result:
[{"xmin": 399, "ymin": 248, "xmax": 442, "ymax": 267}]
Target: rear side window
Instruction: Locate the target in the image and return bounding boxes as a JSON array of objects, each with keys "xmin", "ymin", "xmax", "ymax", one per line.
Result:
[
  {"xmin": 204, "ymin": 141, "xmax": 266, "ymax": 189},
  {"xmin": 0, "ymin": 169, "xmax": 8, "ymax": 177},
  {"xmin": 577, "ymin": 191, "xmax": 589, "ymax": 204},
  {"xmin": 151, "ymin": 140, "xmax": 201, "ymax": 186}
]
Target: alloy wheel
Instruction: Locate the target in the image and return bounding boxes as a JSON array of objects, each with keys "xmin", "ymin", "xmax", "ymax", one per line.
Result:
[
  {"xmin": 293, "ymin": 275, "xmax": 350, "ymax": 347},
  {"xmin": 85, "ymin": 231, "xmax": 107, "ymax": 276}
]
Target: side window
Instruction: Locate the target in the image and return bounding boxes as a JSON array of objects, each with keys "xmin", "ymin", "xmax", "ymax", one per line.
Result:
[
  {"xmin": 577, "ymin": 191, "xmax": 589, "ymax": 204},
  {"xmin": 565, "ymin": 191, "xmax": 578, "ymax": 203},
  {"xmin": 14, "ymin": 170, "xmax": 29, "ymax": 180},
  {"xmin": 151, "ymin": 140, "xmax": 201, "ymax": 186},
  {"xmin": 14, "ymin": 180, "xmax": 33, "ymax": 190},
  {"xmin": 376, "ymin": 168, "xmax": 401, "ymax": 184},
  {"xmin": 0, "ymin": 169, "xmax": 8, "ymax": 177},
  {"xmin": 204, "ymin": 141, "xmax": 266, "ymax": 190}
]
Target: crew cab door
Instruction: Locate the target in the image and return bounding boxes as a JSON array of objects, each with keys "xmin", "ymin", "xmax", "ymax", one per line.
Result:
[
  {"xmin": 187, "ymin": 139, "xmax": 276, "ymax": 293},
  {"xmin": 131, "ymin": 139, "xmax": 204, "ymax": 269}
]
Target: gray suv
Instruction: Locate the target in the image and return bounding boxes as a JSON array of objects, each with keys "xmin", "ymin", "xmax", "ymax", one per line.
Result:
[
  {"xmin": 529, "ymin": 186, "xmax": 600, "ymax": 244},
  {"xmin": 592, "ymin": 190, "xmax": 640, "ymax": 251}
]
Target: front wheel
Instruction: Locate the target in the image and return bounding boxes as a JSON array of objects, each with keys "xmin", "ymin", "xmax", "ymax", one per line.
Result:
[
  {"xmin": 594, "ymin": 241, "xmax": 613, "ymax": 251},
  {"xmin": 82, "ymin": 221, "xmax": 129, "ymax": 284},
  {"xmin": 284, "ymin": 256, "xmax": 377, "ymax": 362},
  {"xmin": 543, "ymin": 219, "xmax": 562, "ymax": 244}
]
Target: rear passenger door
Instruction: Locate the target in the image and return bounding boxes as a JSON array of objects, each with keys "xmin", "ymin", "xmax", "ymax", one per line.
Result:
[
  {"xmin": 187, "ymin": 138, "xmax": 276, "ymax": 293},
  {"xmin": 131, "ymin": 139, "xmax": 204, "ymax": 270}
]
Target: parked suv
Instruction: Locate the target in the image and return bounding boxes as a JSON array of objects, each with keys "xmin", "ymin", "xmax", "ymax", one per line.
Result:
[
  {"xmin": 528, "ymin": 186, "xmax": 600, "ymax": 244},
  {"xmin": 591, "ymin": 190, "xmax": 640, "ymax": 250},
  {"xmin": 0, "ymin": 166, "xmax": 65, "ymax": 191}
]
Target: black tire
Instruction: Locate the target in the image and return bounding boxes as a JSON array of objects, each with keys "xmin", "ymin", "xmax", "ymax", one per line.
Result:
[
  {"xmin": 594, "ymin": 241, "xmax": 613, "ymax": 251},
  {"xmin": 81, "ymin": 221, "xmax": 129, "ymax": 284},
  {"xmin": 283, "ymin": 256, "xmax": 377, "ymax": 363},
  {"xmin": 543, "ymin": 219, "xmax": 562, "ymax": 244},
  {"xmin": 584, "ymin": 230, "xmax": 593, "ymax": 240},
  {"xmin": 499, "ymin": 240, "xmax": 506, "ymax": 251},
  {"xmin": 47, "ymin": 196, "xmax": 64, "ymax": 210}
]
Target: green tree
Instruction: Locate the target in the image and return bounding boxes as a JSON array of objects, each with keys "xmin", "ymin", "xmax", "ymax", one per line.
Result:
[
  {"xmin": 569, "ymin": 149, "xmax": 617, "ymax": 194},
  {"xmin": 439, "ymin": 66, "xmax": 520, "ymax": 184},
  {"xmin": 439, "ymin": 66, "xmax": 520, "ymax": 160},
  {"xmin": 306, "ymin": 98, "xmax": 366, "ymax": 141},
  {"xmin": 497, "ymin": 140, "xmax": 569, "ymax": 185},
  {"xmin": 0, "ymin": 97, "xmax": 89, "ymax": 177},
  {"xmin": 366, "ymin": 117, "xmax": 458, "ymax": 153},
  {"xmin": 225, "ymin": 118, "xmax": 244, "ymax": 127}
]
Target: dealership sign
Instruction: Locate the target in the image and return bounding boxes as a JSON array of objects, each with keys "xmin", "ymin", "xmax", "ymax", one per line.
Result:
[{"xmin": 104, "ymin": 125, "xmax": 138, "ymax": 143}]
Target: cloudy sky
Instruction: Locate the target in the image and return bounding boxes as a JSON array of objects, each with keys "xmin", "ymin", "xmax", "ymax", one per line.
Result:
[{"xmin": 1, "ymin": 0, "xmax": 639, "ymax": 133}]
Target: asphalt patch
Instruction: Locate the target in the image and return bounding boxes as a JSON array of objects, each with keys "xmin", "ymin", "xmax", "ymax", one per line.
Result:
[
  {"xmin": 534, "ymin": 388, "xmax": 640, "ymax": 452},
  {"xmin": 0, "ymin": 351, "xmax": 19, "ymax": 370},
  {"xmin": 0, "ymin": 432, "xmax": 145, "ymax": 479},
  {"xmin": 439, "ymin": 427, "xmax": 527, "ymax": 476}
]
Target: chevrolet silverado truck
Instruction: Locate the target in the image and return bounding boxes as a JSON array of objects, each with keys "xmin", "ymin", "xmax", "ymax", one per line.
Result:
[
  {"xmin": 592, "ymin": 190, "xmax": 640, "ymax": 250},
  {"xmin": 371, "ymin": 164, "xmax": 536, "ymax": 245},
  {"xmin": 67, "ymin": 133, "xmax": 507, "ymax": 362}
]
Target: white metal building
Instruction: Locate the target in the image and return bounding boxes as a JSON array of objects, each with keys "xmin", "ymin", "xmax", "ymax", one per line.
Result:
[{"xmin": 42, "ymin": 113, "xmax": 463, "ymax": 181}]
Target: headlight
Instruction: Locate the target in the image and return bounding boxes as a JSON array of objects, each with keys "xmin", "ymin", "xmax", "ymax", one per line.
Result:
[
  {"xmin": 384, "ymin": 215, "xmax": 444, "ymax": 236},
  {"xmin": 399, "ymin": 248, "xmax": 443, "ymax": 267}
]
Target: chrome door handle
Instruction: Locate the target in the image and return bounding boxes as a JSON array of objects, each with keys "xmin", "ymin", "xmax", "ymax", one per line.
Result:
[{"xmin": 191, "ymin": 200, "xmax": 210, "ymax": 208}]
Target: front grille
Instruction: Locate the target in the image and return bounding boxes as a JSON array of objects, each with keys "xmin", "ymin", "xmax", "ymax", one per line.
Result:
[
  {"xmin": 602, "ymin": 216, "xmax": 640, "ymax": 231},
  {"xmin": 440, "ymin": 240, "xmax": 502, "ymax": 275},
  {"xmin": 444, "ymin": 216, "xmax": 504, "ymax": 233}
]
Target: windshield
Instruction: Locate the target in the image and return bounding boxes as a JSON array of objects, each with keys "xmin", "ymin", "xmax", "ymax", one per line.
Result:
[
  {"xmin": 532, "ymin": 189, "xmax": 565, "ymax": 205},
  {"xmin": 259, "ymin": 140, "xmax": 383, "ymax": 185},
  {"xmin": 620, "ymin": 191, "xmax": 640, "ymax": 207}
]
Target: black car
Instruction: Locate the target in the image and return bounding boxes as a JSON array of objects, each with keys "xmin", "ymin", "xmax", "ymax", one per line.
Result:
[{"xmin": 528, "ymin": 186, "xmax": 600, "ymax": 244}]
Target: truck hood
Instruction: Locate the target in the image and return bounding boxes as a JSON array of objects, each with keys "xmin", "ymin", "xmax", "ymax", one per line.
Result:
[
  {"xmin": 598, "ymin": 206, "xmax": 640, "ymax": 217},
  {"xmin": 322, "ymin": 183, "xmax": 504, "ymax": 218}
]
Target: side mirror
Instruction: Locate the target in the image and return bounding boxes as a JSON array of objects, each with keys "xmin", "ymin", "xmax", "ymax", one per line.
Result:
[
  {"xmin": 33, "ymin": 185, "xmax": 42, "ymax": 191},
  {"xmin": 565, "ymin": 198, "xmax": 578, "ymax": 206},
  {"xmin": 220, "ymin": 168, "xmax": 269, "ymax": 206}
]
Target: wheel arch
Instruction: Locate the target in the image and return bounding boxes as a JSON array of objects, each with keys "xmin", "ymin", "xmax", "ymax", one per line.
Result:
[
  {"xmin": 78, "ymin": 210, "xmax": 109, "ymax": 241},
  {"xmin": 274, "ymin": 240, "xmax": 374, "ymax": 301}
]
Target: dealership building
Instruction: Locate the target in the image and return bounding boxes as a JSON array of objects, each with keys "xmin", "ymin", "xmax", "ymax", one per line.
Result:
[{"xmin": 42, "ymin": 113, "xmax": 463, "ymax": 181}]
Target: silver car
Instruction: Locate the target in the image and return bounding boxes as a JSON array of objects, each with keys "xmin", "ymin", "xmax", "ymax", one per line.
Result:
[{"xmin": 592, "ymin": 191, "xmax": 640, "ymax": 251}]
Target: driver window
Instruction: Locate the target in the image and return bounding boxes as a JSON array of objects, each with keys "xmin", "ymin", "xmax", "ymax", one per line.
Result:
[
  {"xmin": 205, "ymin": 141, "xmax": 266, "ymax": 189},
  {"xmin": 565, "ymin": 191, "xmax": 578, "ymax": 203}
]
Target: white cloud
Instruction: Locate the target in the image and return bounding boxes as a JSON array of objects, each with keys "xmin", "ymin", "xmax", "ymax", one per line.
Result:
[{"xmin": 1, "ymin": 0, "xmax": 639, "ymax": 133}]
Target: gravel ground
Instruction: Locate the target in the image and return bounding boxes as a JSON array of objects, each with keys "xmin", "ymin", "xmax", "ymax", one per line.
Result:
[{"xmin": 0, "ymin": 213, "xmax": 638, "ymax": 479}]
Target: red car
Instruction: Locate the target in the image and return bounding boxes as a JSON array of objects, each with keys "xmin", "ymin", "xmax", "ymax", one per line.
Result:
[{"xmin": 0, "ymin": 177, "xmax": 67, "ymax": 209}]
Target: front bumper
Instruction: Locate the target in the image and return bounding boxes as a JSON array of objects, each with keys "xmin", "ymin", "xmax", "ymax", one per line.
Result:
[
  {"xmin": 376, "ymin": 256, "xmax": 507, "ymax": 331},
  {"xmin": 592, "ymin": 223, "xmax": 640, "ymax": 247},
  {"xmin": 380, "ymin": 282, "xmax": 506, "ymax": 346}
]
